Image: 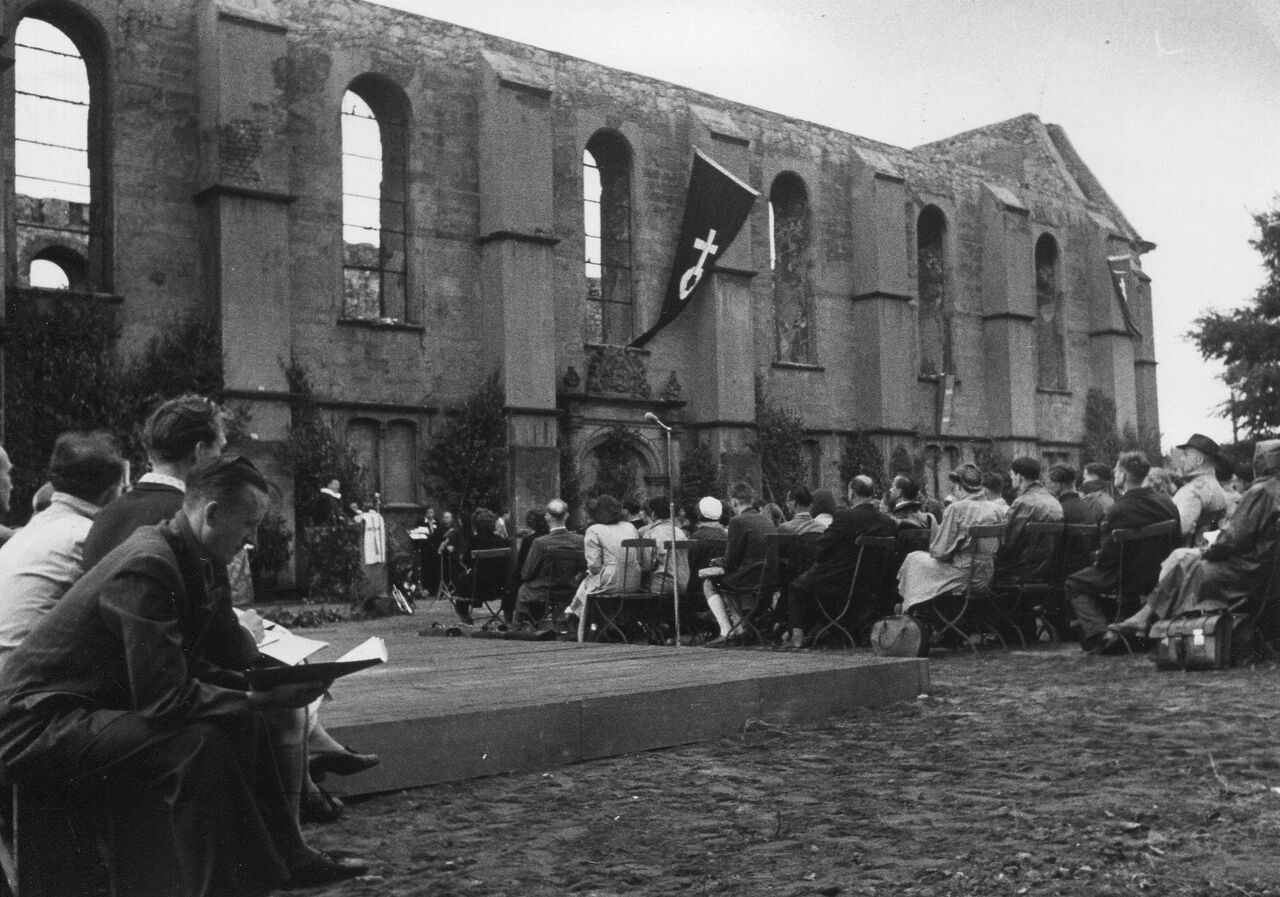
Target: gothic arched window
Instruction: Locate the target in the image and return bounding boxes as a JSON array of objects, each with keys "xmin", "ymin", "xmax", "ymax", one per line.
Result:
[
  {"xmin": 917, "ymin": 205, "xmax": 952, "ymax": 376},
  {"xmin": 769, "ymin": 173, "xmax": 814, "ymax": 363},
  {"xmin": 341, "ymin": 76, "xmax": 410, "ymax": 322},
  {"xmin": 584, "ymin": 131, "xmax": 633, "ymax": 344},
  {"xmin": 1035, "ymin": 233, "xmax": 1067, "ymax": 390},
  {"xmin": 12, "ymin": 12, "xmax": 109, "ymax": 290}
]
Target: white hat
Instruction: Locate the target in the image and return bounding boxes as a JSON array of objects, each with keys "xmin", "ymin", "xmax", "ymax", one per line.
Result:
[{"xmin": 698, "ymin": 496, "xmax": 723, "ymax": 520}]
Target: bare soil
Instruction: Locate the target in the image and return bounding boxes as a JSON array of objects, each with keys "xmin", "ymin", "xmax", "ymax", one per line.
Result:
[{"xmin": 304, "ymin": 645, "xmax": 1280, "ymax": 896}]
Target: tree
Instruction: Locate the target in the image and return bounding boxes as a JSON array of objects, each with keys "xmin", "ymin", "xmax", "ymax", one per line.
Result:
[
  {"xmin": 420, "ymin": 372, "xmax": 507, "ymax": 514},
  {"xmin": 838, "ymin": 430, "xmax": 887, "ymax": 491},
  {"xmin": 754, "ymin": 386, "xmax": 808, "ymax": 504},
  {"xmin": 587, "ymin": 426, "xmax": 642, "ymax": 502},
  {"xmin": 1190, "ymin": 205, "xmax": 1280, "ymax": 438}
]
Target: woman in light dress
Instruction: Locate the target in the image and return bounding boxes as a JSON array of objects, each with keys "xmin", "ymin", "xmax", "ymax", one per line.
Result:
[{"xmin": 564, "ymin": 494, "xmax": 641, "ymax": 640}]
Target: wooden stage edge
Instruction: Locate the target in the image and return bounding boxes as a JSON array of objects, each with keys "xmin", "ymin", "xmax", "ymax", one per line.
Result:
[{"xmin": 315, "ymin": 623, "xmax": 929, "ymax": 796}]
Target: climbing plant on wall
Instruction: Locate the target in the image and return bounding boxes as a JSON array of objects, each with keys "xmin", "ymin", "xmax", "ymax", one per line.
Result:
[
  {"xmin": 588, "ymin": 425, "xmax": 643, "ymax": 502},
  {"xmin": 754, "ymin": 383, "xmax": 808, "ymax": 504}
]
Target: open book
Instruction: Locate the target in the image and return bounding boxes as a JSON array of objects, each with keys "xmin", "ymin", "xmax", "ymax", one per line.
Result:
[{"xmin": 245, "ymin": 637, "xmax": 389, "ymax": 689}]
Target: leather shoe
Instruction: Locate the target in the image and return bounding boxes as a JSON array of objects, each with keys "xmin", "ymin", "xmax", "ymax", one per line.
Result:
[
  {"xmin": 284, "ymin": 851, "xmax": 368, "ymax": 889},
  {"xmin": 310, "ymin": 746, "xmax": 380, "ymax": 779}
]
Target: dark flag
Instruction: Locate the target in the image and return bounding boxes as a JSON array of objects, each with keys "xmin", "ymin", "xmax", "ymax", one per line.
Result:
[{"xmin": 630, "ymin": 148, "xmax": 759, "ymax": 348}]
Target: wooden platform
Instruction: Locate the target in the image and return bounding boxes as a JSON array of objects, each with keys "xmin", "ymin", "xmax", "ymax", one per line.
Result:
[{"xmin": 309, "ymin": 617, "xmax": 929, "ymax": 795}]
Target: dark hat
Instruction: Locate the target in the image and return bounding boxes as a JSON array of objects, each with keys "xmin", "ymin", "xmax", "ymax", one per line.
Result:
[
  {"xmin": 1176, "ymin": 433, "xmax": 1224, "ymax": 462},
  {"xmin": 948, "ymin": 462, "xmax": 983, "ymax": 491}
]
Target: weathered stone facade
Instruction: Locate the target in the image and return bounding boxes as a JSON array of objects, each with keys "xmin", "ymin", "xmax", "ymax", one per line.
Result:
[{"xmin": 2, "ymin": 0, "xmax": 1158, "ymax": 536}]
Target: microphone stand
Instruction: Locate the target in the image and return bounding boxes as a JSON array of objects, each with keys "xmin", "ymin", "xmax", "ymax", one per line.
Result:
[{"xmin": 645, "ymin": 412, "xmax": 680, "ymax": 647}]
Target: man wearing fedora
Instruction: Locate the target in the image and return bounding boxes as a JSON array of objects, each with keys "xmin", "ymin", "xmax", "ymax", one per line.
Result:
[
  {"xmin": 1171, "ymin": 433, "xmax": 1231, "ymax": 544},
  {"xmin": 896, "ymin": 463, "xmax": 1005, "ymax": 612}
]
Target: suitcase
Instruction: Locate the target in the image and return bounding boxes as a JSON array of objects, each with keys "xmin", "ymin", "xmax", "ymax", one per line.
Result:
[
  {"xmin": 870, "ymin": 615, "xmax": 931, "ymax": 657},
  {"xmin": 1150, "ymin": 611, "xmax": 1233, "ymax": 670}
]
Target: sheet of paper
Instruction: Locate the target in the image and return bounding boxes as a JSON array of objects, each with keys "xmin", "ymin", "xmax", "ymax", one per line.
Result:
[
  {"xmin": 1201, "ymin": 529, "xmax": 1221, "ymax": 546},
  {"xmin": 259, "ymin": 629, "xmax": 330, "ymax": 666},
  {"xmin": 337, "ymin": 636, "xmax": 388, "ymax": 664}
]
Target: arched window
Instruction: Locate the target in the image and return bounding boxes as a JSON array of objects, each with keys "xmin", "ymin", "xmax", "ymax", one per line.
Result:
[
  {"xmin": 28, "ymin": 245, "xmax": 87, "ymax": 290},
  {"xmin": 583, "ymin": 131, "xmax": 633, "ymax": 345},
  {"xmin": 1035, "ymin": 233, "xmax": 1066, "ymax": 390},
  {"xmin": 341, "ymin": 77, "xmax": 409, "ymax": 322},
  {"xmin": 769, "ymin": 173, "xmax": 814, "ymax": 364},
  {"xmin": 12, "ymin": 13, "xmax": 107, "ymax": 291},
  {"xmin": 917, "ymin": 206, "xmax": 952, "ymax": 376}
]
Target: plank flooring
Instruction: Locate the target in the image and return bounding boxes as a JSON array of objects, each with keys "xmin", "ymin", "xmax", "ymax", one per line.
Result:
[{"xmin": 300, "ymin": 615, "xmax": 929, "ymax": 795}]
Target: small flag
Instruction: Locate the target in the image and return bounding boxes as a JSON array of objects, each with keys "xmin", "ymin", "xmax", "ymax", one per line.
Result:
[{"xmin": 630, "ymin": 149, "xmax": 758, "ymax": 348}]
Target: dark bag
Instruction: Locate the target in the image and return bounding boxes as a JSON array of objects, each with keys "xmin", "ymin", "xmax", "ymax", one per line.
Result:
[
  {"xmin": 870, "ymin": 615, "xmax": 930, "ymax": 657},
  {"xmin": 1150, "ymin": 611, "xmax": 1233, "ymax": 670}
]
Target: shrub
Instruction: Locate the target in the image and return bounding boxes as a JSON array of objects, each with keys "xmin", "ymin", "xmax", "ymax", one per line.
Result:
[{"xmin": 420, "ymin": 372, "xmax": 507, "ymax": 515}]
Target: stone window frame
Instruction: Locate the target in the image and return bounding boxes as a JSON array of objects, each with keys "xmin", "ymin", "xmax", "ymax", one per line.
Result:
[
  {"xmin": 768, "ymin": 171, "xmax": 816, "ymax": 365},
  {"xmin": 582, "ymin": 129, "xmax": 635, "ymax": 347},
  {"xmin": 4, "ymin": 5, "xmax": 113, "ymax": 293},
  {"xmin": 915, "ymin": 204, "xmax": 953, "ymax": 377},
  {"xmin": 345, "ymin": 415, "xmax": 420, "ymax": 508},
  {"xmin": 1034, "ymin": 231, "xmax": 1068, "ymax": 392},
  {"xmin": 339, "ymin": 74, "xmax": 414, "ymax": 325}
]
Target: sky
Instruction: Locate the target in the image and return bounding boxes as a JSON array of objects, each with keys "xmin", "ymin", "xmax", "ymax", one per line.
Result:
[{"xmin": 366, "ymin": 0, "xmax": 1280, "ymax": 451}]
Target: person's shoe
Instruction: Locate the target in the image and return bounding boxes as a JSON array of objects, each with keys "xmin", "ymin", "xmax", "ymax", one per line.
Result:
[
  {"xmin": 310, "ymin": 746, "xmax": 381, "ymax": 779},
  {"xmin": 299, "ymin": 786, "xmax": 344, "ymax": 824},
  {"xmin": 284, "ymin": 850, "xmax": 368, "ymax": 888},
  {"xmin": 704, "ymin": 634, "xmax": 731, "ymax": 648}
]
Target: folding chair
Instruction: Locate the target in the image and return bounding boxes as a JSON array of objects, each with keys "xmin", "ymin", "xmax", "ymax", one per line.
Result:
[
  {"xmin": 909, "ymin": 523, "xmax": 1004, "ymax": 653},
  {"xmin": 811, "ymin": 535, "xmax": 898, "ymax": 649},
  {"xmin": 1100, "ymin": 518, "xmax": 1180, "ymax": 653},
  {"xmin": 464, "ymin": 547, "xmax": 515, "ymax": 628},
  {"xmin": 686, "ymin": 536, "xmax": 728, "ymax": 643},
  {"xmin": 516, "ymin": 546, "xmax": 587, "ymax": 626},
  {"xmin": 584, "ymin": 539, "xmax": 656, "ymax": 643},
  {"xmin": 989, "ymin": 520, "xmax": 1065, "ymax": 648}
]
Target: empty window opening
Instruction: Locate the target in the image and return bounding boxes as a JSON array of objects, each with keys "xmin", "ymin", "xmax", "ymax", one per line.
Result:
[
  {"xmin": 341, "ymin": 81, "xmax": 409, "ymax": 321},
  {"xmin": 584, "ymin": 132, "xmax": 633, "ymax": 344},
  {"xmin": 14, "ymin": 17, "xmax": 96, "ymax": 289}
]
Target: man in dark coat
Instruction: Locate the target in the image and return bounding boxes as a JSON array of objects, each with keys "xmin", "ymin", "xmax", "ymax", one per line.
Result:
[
  {"xmin": 1045, "ymin": 464, "xmax": 1105, "ymax": 576},
  {"xmin": 82, "ymin": 394, "xmax": 377, "ymax": 823},
  {"xmin": 0, "ymin": 455, "xmax": 365, "ymax": 895},
  {"xmin": 703, "ymin": 482, "xmax": 775, "ymax": 646},
  {"xmin": 995, "ymin": 457, "xmax": 1064, "ymax": 581},
  {"xmin": 782, "ymin": 476, "xmax": 897, "ymax": 648},
  {"xmin": 1065, "ymin": 451, "xmax": 1180, "ymax": 652},
  {"xmin": 515, "ymin": 498, "xmax": 586, "ymax": 620}
]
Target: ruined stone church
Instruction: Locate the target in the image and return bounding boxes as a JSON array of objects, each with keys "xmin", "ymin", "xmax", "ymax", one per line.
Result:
[{"xmin": 3, "ymin": 0, "xmax": 1158, "ymax": 532}]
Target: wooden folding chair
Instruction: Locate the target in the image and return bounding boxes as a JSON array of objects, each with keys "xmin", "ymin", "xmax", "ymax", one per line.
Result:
[
  {"xmin": 1100, "ymin": 518, "xmax": 1180, "ymax": 653},
  {"xmin": 585, "ymin": 539, "xmax": 656, "ymax": 643},
  {"xmin": 466, "ymin": 547, "xmax": 515, "ymax": 628},
  {"xmin": 909, "ymin": 523, "xmax": 1004, "ymax": 653},
  {"xmin": 811, "ymin": 535, "xmax": 898, "ymax": 649},
  {"xmin": 990, "ymin": 520, "xmax": 1065, "ymax": 648}
]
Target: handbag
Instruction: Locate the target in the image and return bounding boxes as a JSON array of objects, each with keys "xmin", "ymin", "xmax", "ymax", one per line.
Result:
[
  {"xmin": 870, "ymin": 615, "xmax": 931, "ymax": 657},
  {"xmin": 1149, "ymin": 611, "xmax": 1233, "ymax": 671}
]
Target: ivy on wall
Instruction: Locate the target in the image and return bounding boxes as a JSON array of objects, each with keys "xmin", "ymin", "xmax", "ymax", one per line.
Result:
[{"xmin": 420, "ymin": 371, "xmax": 507, "ymax": 515}]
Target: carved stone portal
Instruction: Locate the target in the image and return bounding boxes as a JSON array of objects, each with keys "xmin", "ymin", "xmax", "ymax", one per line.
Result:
[{"xmin": 585, "ymin": 345, "xmax": 651, "ymax": 398}]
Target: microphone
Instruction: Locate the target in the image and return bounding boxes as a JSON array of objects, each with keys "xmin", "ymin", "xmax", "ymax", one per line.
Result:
[{"xmin": 643, "ymin": 411, "xmax": 671, "ymax": 430}]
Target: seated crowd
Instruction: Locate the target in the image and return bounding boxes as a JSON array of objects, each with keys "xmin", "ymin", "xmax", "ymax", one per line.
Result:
[
  {"xmin": 0, "ymin": 395, "xmax": 381, "ymax": 894},
  {"xmin": 459, "ymin": 431, "xmax": 1276, "ymax": 659}
]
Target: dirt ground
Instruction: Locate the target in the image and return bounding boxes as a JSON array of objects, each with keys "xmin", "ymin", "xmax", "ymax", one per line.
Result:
[{"xmin": 302, "ymin": 643, "xmax": 1280, "ymax": 896}]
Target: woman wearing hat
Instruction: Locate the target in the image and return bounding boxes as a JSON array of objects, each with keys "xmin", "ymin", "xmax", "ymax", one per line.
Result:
[
  {"xmin": 896, "ymin": 462, "xmax": 1005, "ymax": 613},
  {"xmin": 1172, "ymin": 433, "xmax": 1230, "ymax": 544}
]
